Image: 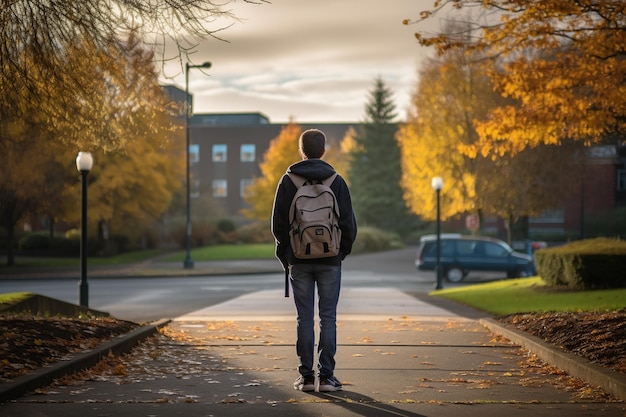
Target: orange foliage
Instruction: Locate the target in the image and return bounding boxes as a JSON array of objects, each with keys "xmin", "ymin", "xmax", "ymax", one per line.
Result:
[{"xmin": 408, "ymin": 0, "xmax": 626, "ymax": 157}]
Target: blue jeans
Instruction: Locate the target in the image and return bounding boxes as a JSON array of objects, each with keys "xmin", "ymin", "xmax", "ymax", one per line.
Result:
[{"xmin": 290, "ymin": 263, "xmax": 341, "ymax": 379}]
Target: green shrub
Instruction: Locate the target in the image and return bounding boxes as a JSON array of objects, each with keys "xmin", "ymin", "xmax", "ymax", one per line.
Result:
[
  {"xmin": 236, "ymin": 222, "xmax": 274, "ymax": 244},
  {"xmin": 352, "ymin": 226, "xmax": 403, "ymax": 254},
  {"xmin": 213, "ymin": 219, "xmax": 238, "ymax": 244},
  {"xmin": 18, "ymin": 233, "xmax": 85, "ymax": 256},
  {"xmin": 217, "ymin": 218, "xmax": 237, "ymax": 234},
  {"xmin": 535, "ymin": 237, "xmax": 626, "ymax": 289},
  {"xmin": 50, "ymin": 236, "xmax": 80, "ymax": 255},
  {"xmin": 19, "ymin": 234, "xmax": 50, "ymax": 250},
  {"xmin": 65, "ymin": 229, "xmax": 80, "ymax": 239}
]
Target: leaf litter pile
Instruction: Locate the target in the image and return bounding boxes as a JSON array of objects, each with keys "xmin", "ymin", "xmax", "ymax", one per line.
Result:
[
  {"xmin": 0, "ymin": 316, "xmax": 137, "ymax": 381},
  {"xmin": 499, "ymin": 309, "xmax": 626, "ymax": 374}
]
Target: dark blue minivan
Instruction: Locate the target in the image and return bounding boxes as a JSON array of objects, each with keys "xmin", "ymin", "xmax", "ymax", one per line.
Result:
[{"xmin": 416, "ymin": 234, "xmax": 536, "ymax": 282}]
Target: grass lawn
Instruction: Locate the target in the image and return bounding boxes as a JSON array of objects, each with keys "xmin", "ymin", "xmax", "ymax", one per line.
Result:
[
  {"xmin": 0, "ymin": 292, "xmax": 31, "ymax": 309},
  {"xmin": 431, "ymin": 277, "xmax": 626, "ymax": 315},
  {"xmin": 162, "ymin": 243, "xmax": 276, "ymax": 262},
  {"xmin": 3, "ymin": 249, "xmax": 169, "ymax": 268},
  {"xmin": 1, "ymin": 244, "xmax": 276, "ymax": 268}
]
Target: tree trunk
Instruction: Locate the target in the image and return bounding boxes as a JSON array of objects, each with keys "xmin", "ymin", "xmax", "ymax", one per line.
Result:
[
  {"xmin": 5, "ymin": 222, "xmax": 15, "ymax": 266},
  {"xmin": 505, "ymin": 214, "xmax": 513, "ymax": 246},
  {"xmin": 1, "ymin": 194, "xmax": 21, "ymax": 266}
]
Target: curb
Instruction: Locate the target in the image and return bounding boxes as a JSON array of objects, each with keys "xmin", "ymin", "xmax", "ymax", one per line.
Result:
[
  {"xmin": 0, "ymin": 269, "xmax": 283, "ymax": 281},
  {"xmin": 0, "ymin": 318, "xmax": 171, "ymax": 403},
  {"xmin": 480, "ymin": 317, "xmax": 626, "ymax": 401}
]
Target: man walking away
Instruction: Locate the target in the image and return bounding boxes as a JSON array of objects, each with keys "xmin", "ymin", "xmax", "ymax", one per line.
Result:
[{"xmin": 271, "ymin": 128, "xmax": 357, "ymax": 392}]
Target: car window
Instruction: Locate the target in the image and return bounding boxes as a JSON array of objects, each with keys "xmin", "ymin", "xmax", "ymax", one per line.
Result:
[
  {"xmin": 484, "ymin": 242, "xmax": 510, "ymax": 257},
  {"xmin": 424, "ymin": 240, "xmax": 455, "ymax": 256},
  {"xmin": 441, "ymin": 240, "xmax": 455, "ymax": 256},
  {"xmin": 422, "ymin": 242, "xmax": 435, "ymax": 256},
  {"xmin": 457, "ymin": 240, "xmax": 474, "ymax": 256},
  {"xmin": 471, "ymin": 242, "xmax": 486, "ymax": 256}
]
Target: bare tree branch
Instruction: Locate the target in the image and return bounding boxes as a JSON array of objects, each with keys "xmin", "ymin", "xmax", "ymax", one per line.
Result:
[{"xmin": 0, "ymin": 0, "xmax": 269, "ymax": 146}]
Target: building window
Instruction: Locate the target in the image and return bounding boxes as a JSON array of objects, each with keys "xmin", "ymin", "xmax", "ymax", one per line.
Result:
[
  {"xmin": 189, "ymin": 144, "xmax": 199, "ymax": 163},
  {"xmin": 618, "ymin": 169, "xmax": 626, "ymax": 191},
  {"xmin": 213, "ymin": 179, "xmax": 227, "ymax": 197},
  {"xmin": 240, "ymin": 179, "xmax": 253, "ymax": 197},
  {"xmin": 212, "ymin": 144, "xmax": 227, "ymax": 162},
  {"xmin": 240, "ymin": 144, "xmax": 256, "ymax": 162}
]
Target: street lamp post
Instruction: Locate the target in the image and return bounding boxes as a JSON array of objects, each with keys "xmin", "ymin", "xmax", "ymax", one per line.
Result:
[
  {"xmin": 183, "ymin": 61, "xmax": 212, "ymax": 270},
  {"xmin": 76, "ymin": 151, "xmax": 94, "ymax": 307},
  {"xmin": 431, "ymin": 177, "xmax": 444, "ymax": 290}
]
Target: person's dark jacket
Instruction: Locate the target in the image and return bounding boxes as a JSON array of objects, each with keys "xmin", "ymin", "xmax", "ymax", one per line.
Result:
[{"xmin": 272, "ymin": 159, "xmax": 357, "ymax": 269}]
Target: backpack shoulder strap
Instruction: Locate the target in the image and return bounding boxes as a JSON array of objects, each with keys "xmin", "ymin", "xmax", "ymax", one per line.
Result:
[
  {"xmin": 322, "ymin": 173, "xmax": 338, "ymax": 187},
  {"xmin": 287, "ymin": 172, "xmax": 307, "ymax": 189}
]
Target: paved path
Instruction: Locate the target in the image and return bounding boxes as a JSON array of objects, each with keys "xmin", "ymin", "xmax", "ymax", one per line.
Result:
[{"xmin": 1, "ymin": 288, "xmax": 623, "ymax": 417}]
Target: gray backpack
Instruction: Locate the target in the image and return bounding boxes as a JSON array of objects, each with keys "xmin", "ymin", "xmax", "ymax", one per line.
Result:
[{"xmin": 287, "ymin": 173, "xmax": 341, "ymax": 259}]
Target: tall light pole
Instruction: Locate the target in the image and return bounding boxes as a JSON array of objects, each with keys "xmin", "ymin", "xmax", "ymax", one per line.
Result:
[
  {"xmin": 76, "ymin": 151, "xmax": 93, "ymax": 307},
  {"xmin": 184, "ymin": 61, "xmax": 212, "ymax": 269},
  {"xmin": 431, "ymin": 177, "xmax": 444, "ymax": 290}
]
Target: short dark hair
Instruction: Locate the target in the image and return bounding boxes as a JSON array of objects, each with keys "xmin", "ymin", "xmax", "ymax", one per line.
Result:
[{"xmin": 299, "ymin": 129, "xmax": 326, "ymax": 159}]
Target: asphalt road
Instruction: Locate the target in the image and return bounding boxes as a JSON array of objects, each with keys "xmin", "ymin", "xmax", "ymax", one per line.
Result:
[{"xmin": 0, "ymin": 247, "xmax": 506, "ymax": 322}]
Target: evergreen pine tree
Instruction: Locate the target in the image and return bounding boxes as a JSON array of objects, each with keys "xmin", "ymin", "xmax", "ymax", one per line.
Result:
[{"xmin": 348, "ymin": 77, "xmax": 419, "ymax": 236}]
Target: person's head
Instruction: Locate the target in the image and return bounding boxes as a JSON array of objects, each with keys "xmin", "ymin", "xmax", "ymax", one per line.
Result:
[{"xmin": 298, "ymin": 129, "xmax": 326, "ymax": 159}]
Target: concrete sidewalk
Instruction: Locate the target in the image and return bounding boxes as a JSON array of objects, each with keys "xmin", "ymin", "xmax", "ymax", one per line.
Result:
[{"xmin": 1, "ymin": 288, "xmax": 623, "ymax": 417}]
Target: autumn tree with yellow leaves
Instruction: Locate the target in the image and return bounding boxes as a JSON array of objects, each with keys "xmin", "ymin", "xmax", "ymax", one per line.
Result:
[
  {"xmin": 397, "ymin": 46, "xmax": 494, "ymax": 221},
  {"xmin": 398, "ymin": 41, "xmax": 583, "ymax": 240},
  {"xmin": 242, "ymin": 122, "xmax": 349, "ymax": 223},
  {"xmin": 406, "ymin": 0, "xmax": 626, "ymax": 157},
  {"xmin": 68, "ymin": 38, "xmax": 185, "ymax": 247},
  {"xmin": 0, "ymin": 38, "xmax": 184, "ymax": 264}
]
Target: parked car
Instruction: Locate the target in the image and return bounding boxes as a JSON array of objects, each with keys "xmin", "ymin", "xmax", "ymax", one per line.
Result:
[{"xmin": 415, "ymin": 234, "xmax": 536, "ymax": 282}]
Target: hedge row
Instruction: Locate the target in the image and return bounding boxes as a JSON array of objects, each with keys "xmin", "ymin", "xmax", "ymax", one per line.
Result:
[
  {"xmin": 535, "ymin": 237, "xmax": 626, "ymax": 289},
  {"xmin": 351, "ymin": 226, "xmax": 403, "ymax": 254},
  {"xmin": 18, "ymin": 234, "xmax": 125, "ymax": 257}
]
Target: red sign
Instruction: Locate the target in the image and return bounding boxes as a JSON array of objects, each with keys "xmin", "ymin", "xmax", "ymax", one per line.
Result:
[{"xmin": 466, "ymin": 214, "xmax": 479, "ymax": 231}]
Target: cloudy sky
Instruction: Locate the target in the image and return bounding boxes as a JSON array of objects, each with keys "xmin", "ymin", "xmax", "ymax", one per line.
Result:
[{"xmin": 161, "ymin": 0, "xmax": 438, "ymax": 123}]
